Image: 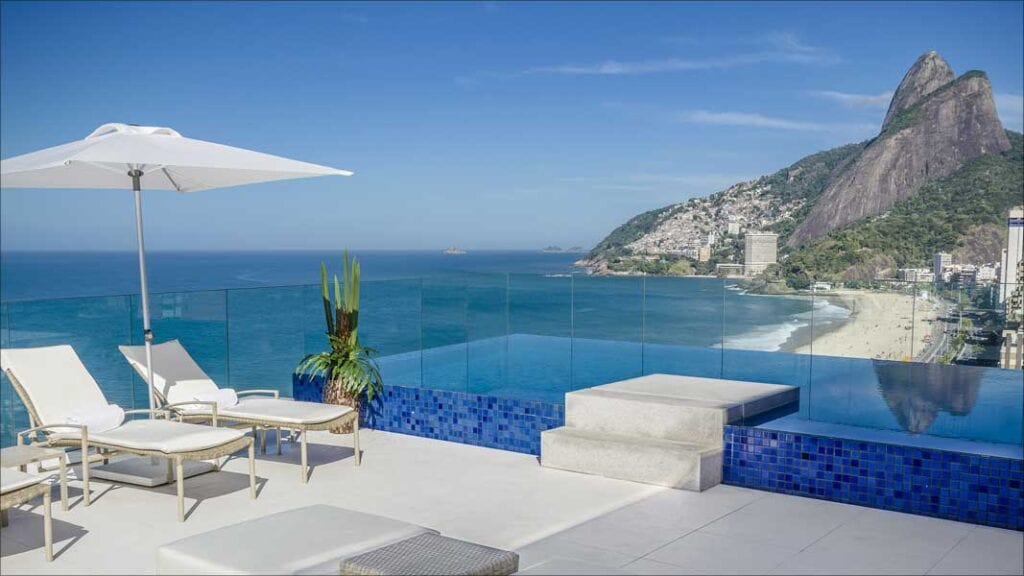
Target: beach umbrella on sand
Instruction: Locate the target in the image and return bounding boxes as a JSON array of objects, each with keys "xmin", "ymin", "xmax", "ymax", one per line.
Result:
[{"xmin": 1, "ymin": 122, "xmax": 352, "ymax": 416}]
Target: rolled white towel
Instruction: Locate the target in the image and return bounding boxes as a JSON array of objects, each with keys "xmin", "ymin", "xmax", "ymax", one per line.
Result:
[
  {"xmin": 193, "ymin": 388, "xmax": 239, "ymax": 411},
  {"xmin": 64, "ymin": 404, "xmax": 125, "ymax": 434}
]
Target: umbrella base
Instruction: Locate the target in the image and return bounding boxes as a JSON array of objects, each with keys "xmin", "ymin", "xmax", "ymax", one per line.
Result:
[{"xmin": 90, "ymin": 456, "xmax": 218, "ymax": 487}]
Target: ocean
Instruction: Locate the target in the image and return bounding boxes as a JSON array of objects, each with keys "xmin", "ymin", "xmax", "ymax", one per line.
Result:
[
  {"xmin": 0, "ymin": 250, "xmax": 848, "ymax": 352},
  {"xmin": 0, "ymin": 250, "xmax": 585, "ymax": 300}
]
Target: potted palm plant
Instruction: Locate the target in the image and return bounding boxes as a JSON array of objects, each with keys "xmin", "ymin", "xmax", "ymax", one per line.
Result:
[{"xmin": 295, "ymin": 251, "xmax": 383, "ymax": 433}]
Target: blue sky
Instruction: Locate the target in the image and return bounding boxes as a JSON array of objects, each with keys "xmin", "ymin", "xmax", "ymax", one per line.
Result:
[{"xmin": 1, "ymin": 1, "xmax": 1022, "ymax": 251}]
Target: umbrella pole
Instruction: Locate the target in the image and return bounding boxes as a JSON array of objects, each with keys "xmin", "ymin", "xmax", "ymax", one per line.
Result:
[{"xmin": 130, "ymin": 170, "xmax": 157, "ymax": 416}]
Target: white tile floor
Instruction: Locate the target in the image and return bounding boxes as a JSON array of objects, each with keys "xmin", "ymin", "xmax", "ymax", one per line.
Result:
[
  {"xmin": 1, "ymin": 429, "xmax": 1021, "ymax": 575},
  {"xmin": 518, "ymin": 485, "xmax": 1024, "ymax": 575}
]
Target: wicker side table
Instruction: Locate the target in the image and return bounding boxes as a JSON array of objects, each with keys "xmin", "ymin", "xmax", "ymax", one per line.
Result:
[
  {"xmin": 339, "ymin": 533, "xmax": 519, "ymax": 576},
  {"xmin": 0, "ymin": 445, "xmax": 68, "ymax": 512}
]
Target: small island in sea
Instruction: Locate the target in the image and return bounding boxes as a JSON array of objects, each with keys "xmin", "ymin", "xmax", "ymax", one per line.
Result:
[{"xmin": 542, "ymin": 246, "xmax": 584, "ymax": 253}]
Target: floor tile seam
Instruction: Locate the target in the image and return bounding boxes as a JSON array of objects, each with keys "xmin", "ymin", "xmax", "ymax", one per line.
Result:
[
  {"xmin": 537, "ymin": 533, "xmax": 644, "ymax": 568},
  {"xmin": 921, "ymin": 529, "xmax": 977, "ymax": 576},
  {"xmin": 636, "ymin": 490, "xmax": 774, "ymax": 560}
]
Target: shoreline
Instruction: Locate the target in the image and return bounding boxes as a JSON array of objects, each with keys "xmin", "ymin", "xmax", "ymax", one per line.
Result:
[
  {"xmin": 778, "ymin": 293, "xmax": 855, "ymax": 354},
  {"xmin": 790, "ymin": 289, "xmax": 938, "ymax": 360}
]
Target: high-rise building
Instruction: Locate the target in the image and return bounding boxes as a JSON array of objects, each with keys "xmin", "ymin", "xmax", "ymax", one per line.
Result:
[
  {"xmin": 976, "ymin": 264, "xmax": 999, "ymax": 283},
  {"xmin": 934, "ymin": 252, "xmax": 952, "ymax": 282},
  {"xmin": 897, "ymin": 268, "xmax": 930, "ymax": 282},
  {"xmin": 1000, "ymin": 206, "xmax": 1024, "ymax": 303},
  {"xmin": 743, "ymin": 232, "xmax": 778, "ymax": 276},
  {"xmin": 697, "ymin": 245, "xmax": 711, "ymax": 262},
  {"xmin": 957, "ymin": 265, "xmax": 978, "ymax": 286}
]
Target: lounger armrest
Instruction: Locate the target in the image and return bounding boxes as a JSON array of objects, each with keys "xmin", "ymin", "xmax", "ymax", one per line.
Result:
[
  {"xmin": 122, "ymin": 408, "xmax": 171, "ymax": 418},
  {"xmin": 237, "ymin": 389, "xmax": 280, "ymax": 399},
  {"xmin": 17, "ymin": 423, "xmax": 87, "ymax": 445},
  {"xmin": 154, "ymin": 402, "xmax": 219, "ymax": 425}
]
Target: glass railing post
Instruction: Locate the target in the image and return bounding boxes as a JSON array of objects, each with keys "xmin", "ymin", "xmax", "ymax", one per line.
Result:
[
  {"xmin": 224, "ymin": 289, "xmax": 231, "ymax": 389},
  {"xmin": 570, "ymin": 272, "xmax": 575, "ymax": 389}
]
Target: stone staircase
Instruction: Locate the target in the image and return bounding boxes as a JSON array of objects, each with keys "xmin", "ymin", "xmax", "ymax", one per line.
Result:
[{"xmin": 541, "ymin": 374, "xmax": 798, "ymax": 491}]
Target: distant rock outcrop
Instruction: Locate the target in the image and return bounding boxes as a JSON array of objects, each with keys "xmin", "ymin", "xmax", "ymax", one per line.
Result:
[
  {"xmin": 584, "ymin": 51, "xmax": 1021, "ymax": 279},
  {"xmin": 788, "ymin": 52, "xmax": 1010, "ymax": 247}
]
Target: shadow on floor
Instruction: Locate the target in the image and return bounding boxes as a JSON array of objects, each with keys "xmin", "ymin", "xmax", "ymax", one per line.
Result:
[{"xmin": 1, "ymin": 507, "xmax": 88, "ymax": 560}]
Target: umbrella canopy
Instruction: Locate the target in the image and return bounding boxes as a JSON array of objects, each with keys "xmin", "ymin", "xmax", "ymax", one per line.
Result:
[
  {"xmin": 1, "ymin": 123, "xmax": 352, "ymax": 414},
  {"xmin": 1, "ymin": 123, "xmax": 352, "ymax": 191}
]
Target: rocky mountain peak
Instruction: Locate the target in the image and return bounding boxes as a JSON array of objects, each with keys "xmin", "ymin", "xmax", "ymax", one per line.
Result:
[
  {"xmin": 788, "ymin": 53, "xmax": 1009, "ymax": 247},
  {"xmin": 882, "ymin": 51, "xmax": 955, "ymax": 129}
]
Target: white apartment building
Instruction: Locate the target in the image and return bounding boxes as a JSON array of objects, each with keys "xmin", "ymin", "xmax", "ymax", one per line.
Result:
[{"xmin": 1000, "ymin": 206, "xmax": 1023, "ymax": 303}]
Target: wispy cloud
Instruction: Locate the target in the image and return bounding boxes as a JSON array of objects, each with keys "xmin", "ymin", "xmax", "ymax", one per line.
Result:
[
  {"xmin": 995, "ymin": 93, "xmax": 1024, "ymax": 129},
  {"xmin": 676, "ymin": 109, "xmax": 876, "ymax": 134},
  {"xmin": 811, "ymin": 90, "xmax": 894, "ymax": 109},
  {"xmin": 527, "ymin": 32, "xmax": 838, "ymax": 76}
]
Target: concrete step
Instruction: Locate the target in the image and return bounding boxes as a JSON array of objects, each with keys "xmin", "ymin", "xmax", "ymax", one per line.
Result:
[
  {"xmin": 565, "ymin": 388, "xmax": 726, "ymax": 446},
  {"xmin": 540, "ymin": 427, "xmax": 722, "ymax": 491},
  {"xmin": 591, "ymin": 374, "xmax": 800, "ymax": 425}
]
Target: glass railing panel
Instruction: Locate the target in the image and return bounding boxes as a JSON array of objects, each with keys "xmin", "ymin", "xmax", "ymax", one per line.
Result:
[
  {"xmin": 721, "ymin": 278, "xmax": 812, "ymax": 390},
  {"xmin": 642, "ymin": 276, "xmax": 725, "ymax": 379},
  {"xmin": 360, "ymin": 279, "xmax": 423, "ymax": 389},
  {"xmin": 226, "ymin": 285, "xmax": 312, "ymax": 397},
  {"xmin": 1, "ymin": 301, "xmax": 16, "ymax": 447},
  {"xmin": 806, "ymin": 280, "xmax": 914, "ymax": 429},
  {"xmin": 6, "ymin": 295, "xmax": 135, "ymax": 413},
  {"xmin": 571, "ymin": 275, "xmax": 643, "ymax": 390},
  {"xmin": 902, "ymin": 281, "xmax": 1022, "ymax": 446},
  {"xmin": 466, "ymin": 274, "xmax": 509, "ymax": 397},
  {"xmin": 421, "ymin": 276, "xmax": 468, "ymax": 392},
  {"xmin": 508, "ymin": 273, "xmax": 571, "ymax": 404},
  {"xmin": 131, "ymin": 290, "xmax": 229, "ymax": 404},
  {"xmin": 802, "ymin": 280, "xmax": 1024, "ymax": 448}
]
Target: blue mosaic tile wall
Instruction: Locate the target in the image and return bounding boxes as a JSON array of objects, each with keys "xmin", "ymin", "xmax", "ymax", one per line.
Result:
[
  {"xmin": 723, "ymin": 425, "xmax": 1024, "ymax": 531},
  {"xmin": 294, "ymin": 375, "xmax": 1021, "ymax": 530},
  {"xmin": 293, "ymin": 374, "xmax": 564, "ymax": 455}
]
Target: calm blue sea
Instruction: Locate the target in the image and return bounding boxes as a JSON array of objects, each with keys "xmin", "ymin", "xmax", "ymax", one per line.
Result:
[
  {"xmin": 0, "ymin": 250, "xmax": 584, "ymax": 300},
  {"xmin": 1, "ymin": 250, "xmax": 1020, "ymax": 451}
]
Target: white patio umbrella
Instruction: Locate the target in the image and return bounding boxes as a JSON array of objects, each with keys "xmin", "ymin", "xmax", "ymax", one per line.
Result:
[{"xmin": 1, "ymin": 123, "xmax": 353, "ymax": 415}]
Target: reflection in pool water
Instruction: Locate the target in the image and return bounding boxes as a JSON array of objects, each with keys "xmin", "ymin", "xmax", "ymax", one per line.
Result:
[{"xmin": 876, "ymin": 362, "xmax": 981, "ymax": 434}]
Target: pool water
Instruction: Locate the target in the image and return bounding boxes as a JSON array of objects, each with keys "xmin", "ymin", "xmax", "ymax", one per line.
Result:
[{"xmin": 375, "ymin": 334, "xmax": 1024, "ymax": 450}]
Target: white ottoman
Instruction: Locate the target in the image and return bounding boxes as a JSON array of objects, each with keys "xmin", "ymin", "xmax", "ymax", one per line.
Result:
[{"xmin": 156, "ymin": 505, "xmax": 437, "ymax": 575}]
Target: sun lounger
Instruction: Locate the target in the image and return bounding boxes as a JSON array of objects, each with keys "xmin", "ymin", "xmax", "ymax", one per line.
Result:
[
  {"xmin": 0, "ymin": 345, "xmax": 256, "ymax": 522},
  {"xmin": 1, "ymin": 468, "xmax": 53, "ymax": 561},
  {"xmin": 120, "ymin": 340, "xmax": 359, "ymax": 482},
  {"xmin": 156, "ymin": 505, "xmax": 518, "ymax": 575}
]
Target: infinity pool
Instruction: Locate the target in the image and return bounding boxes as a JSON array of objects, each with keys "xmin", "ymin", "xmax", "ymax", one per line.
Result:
[{"xmin": 375, "ymin": 334, "xmax": 1024, "ymax": 452}]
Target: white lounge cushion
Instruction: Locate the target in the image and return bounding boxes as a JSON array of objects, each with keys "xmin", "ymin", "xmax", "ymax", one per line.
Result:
[
  {"xmin": 1, "ymin": 468, "xmax": 46, "ymax": 495},
  {"xmin": 119, "ymin": 341, "xmax": 220, "ymax": 405},
  {"xmin": 156, "ymin": 505, "xmax": 437, "ymax": 575},
  {"xmin": 194, "ymin": 388, "xmax": 239, "ymax": 411},
  {"xmin": 0, "ymin": 345, "xmax": 109, "ymax": 425},
  {"xmin": 63, "ymin": 403, "xmax": 125, "ymax": 435},
  {"xmin": 219, "ymin": 398, "xmax": 353, "ymax": 426},
  {"xmin": 59, "ymin": 419, "xmax": 246, "ymax": 454}
]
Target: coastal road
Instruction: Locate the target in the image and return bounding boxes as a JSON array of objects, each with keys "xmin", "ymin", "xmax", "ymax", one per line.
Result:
[
  {"xmin": 918, "ymin": 321, "xmax": 949, "ymax": 363},
  {"xmin": 916, "ymin": 298, "xmax": 955, "ymax": 363}
]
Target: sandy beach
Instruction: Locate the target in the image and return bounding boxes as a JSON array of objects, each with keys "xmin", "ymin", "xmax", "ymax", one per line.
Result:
[{"xmin": 795, "ymin": 289, "xmax": 940, "ymax": 361}]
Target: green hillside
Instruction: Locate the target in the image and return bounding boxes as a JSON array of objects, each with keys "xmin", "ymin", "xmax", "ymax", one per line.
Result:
[
  {"xmin": 782, "ymin": 130, "xmax": 1023, "ymax": 282},
  {"xmin": 586, "ymin": 141, "xmax": 867, "ymax": 261}
]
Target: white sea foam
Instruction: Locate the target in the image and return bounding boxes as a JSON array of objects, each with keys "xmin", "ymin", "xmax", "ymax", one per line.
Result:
[
  {"xmin": 722, "ymin": 319, "xmax": 805, "ymax": 352},
  {"xmin": 720, "ymin": 296, "xmax": 852, "ymax": 352}
]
